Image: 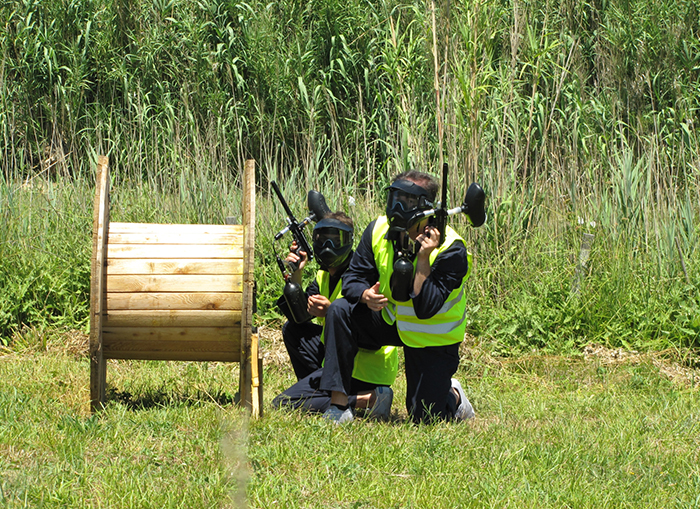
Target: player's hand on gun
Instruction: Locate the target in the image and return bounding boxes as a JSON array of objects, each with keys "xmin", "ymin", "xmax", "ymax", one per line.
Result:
[
  {"xmin": 285, "ymin": 240, "xmax": 308, "ymax": 273},
  {"xmin": 416, "ymin": 225, "xmax": 440, "ymax": 260}
]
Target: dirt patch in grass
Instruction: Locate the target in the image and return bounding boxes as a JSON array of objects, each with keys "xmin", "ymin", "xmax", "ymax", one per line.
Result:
[
  {"xmin": 258, "ymin": 325, "xmax": 289, "ymax": 367},
  {"xmin": 61, "ymin": 329, "xmax": 89, "ymax": 358},
  {"xmin": 2, "ymin": 326, "xmax": 89, "ymax": 358},
  {"xmin": 582, "ymin": 343, "xmax": 700, "ymax": 388}
]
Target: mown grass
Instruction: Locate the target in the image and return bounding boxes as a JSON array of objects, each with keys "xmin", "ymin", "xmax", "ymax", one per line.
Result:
[
  {"xmin": 0, "ymin": 342, "xmax": 249, "ymax": 508},
  {"xmin": 1, "ymin": 331, "xmax": 699, "ymax": 508}
]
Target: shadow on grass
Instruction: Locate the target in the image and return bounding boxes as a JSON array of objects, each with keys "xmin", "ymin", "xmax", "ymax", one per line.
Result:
[{"xmin": 106, "ymin": 386, "xmax": 239, "ymax": 411}]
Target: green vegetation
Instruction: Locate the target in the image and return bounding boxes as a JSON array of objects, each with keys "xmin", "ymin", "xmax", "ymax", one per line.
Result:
[
  {"xmin": 0, "ymin": 341, "xmax": 248, "ymax": 507},
  {"xmin": 1, "ymin": 0, "xmax": 698, "ymax": 351},
  {"xmin": 2, "ymin": 1, "xmax": 699, "ymax": 505},
  {"xmin": 1, "ymin": 335, "xmax": 699, "ymax": 508}
]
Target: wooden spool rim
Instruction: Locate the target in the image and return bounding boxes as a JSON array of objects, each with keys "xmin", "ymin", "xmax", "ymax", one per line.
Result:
[
  {"xmin": 89, "ymin": 155, "xmax": 110, "ymax": 412},
  {"xmin": 89, "ymin": 157, "xmax": 260, "ymax": 417}
]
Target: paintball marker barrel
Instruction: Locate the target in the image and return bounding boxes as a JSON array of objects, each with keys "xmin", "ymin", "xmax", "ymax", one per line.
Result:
[
  {"xmin": 412, "ymin": 182, "xmax": 486, "ymax": 229},
  {"xmin": 271, "ymin": 181, "xmax": 315, "ymax": 264}
]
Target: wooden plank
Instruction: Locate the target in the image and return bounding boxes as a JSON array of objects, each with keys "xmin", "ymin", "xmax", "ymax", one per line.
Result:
[
  {"xmin": 107, "ymin": 243, "xmax": 243, "ymax": 259},
  {"xmin": 106, "ymin": 292, "xmax": 242, "ymax": 311},
  {"xmin": 251, "ymin": 333, "xmax": 261, "ymax": 418},
  {"xmin": 104, "ymin": 310, "xmax": 242, "ymax": 328},
  {"xmin": 103, "ymin": 328, "xmax": 241, "ymax": 361},
  {"xmin": 104, "ymin": 350, "xmax": 241, "ymax": 362},
  {"xmin": 90, "ymin": 155, "xmax": 109, "ymax": 413},
  {"xmin": 106, "ymin": 274, "xmax": 242, "ymax": 293},
  {"xmin": 110, "ymin": 222, "xmax": 244, "ymax": 235},
  {"xmin": 106, "ymin": 259, "xmax": 243, "ymax": 276},
  {"xmin": 103, "ymin": 326, "xmax": 241, "ymax": 361},
  {"xmin": 103, "ymin": 326, "xmax": 241, "ymax": 341},
  {"xmin": 108, "ymin": 230, "xmax": 244, "ymax": 245},
  {"xmin": 242, "ymin": 160, "xmax": 256, "ymax": 286},
  {"xmin": 257, "ymin": 356, "xmax": 264, "ymax": 417}
]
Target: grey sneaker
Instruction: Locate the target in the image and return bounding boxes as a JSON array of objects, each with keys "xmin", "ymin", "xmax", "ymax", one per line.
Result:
[
  {"xmin": 367, "ymin": 386, "xmax": 393, "ymax": 421},
  {"xmin": 322, "ymin": 405, "xmax": 354, "ymax": 424},
  {"xmin": 451, "ymin": 378, "xmax": 475, "ymax": 420}
]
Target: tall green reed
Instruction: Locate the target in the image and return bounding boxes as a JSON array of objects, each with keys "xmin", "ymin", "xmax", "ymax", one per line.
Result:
[{"xmin": 1, "ymin": 0, "xmax": 698, "ymax": 349}]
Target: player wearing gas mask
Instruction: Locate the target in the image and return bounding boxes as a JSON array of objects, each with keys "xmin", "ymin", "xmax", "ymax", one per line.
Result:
[
  {"xmin": 319, "ymin": 171, "xmax": 475, "ymax": 424},
  {"xmin": 272, "ymin": 212, "xmax": 398, "ymax": 419}
]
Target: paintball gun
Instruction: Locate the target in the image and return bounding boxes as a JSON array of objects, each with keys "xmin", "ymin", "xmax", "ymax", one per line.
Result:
[
  {"xmin": 390, "ymin": 163, "xmax": 487, "ymax": 302},
  {"xmin": 271, "ymin": 182, "xmax": 331, "ymax": 323},
  {"xmin": 412, "ymin": 171, "xmax": 486, "ymax": 231}
]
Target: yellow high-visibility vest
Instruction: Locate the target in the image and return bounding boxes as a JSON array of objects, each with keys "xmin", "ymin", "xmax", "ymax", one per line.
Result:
[
  {"xmin": 315, "ymin": 270, "xmax": 398, "ymax": 386},
  {"xmin": 371, "ymin": 216, "xmax": 470, "ymax": 348}
]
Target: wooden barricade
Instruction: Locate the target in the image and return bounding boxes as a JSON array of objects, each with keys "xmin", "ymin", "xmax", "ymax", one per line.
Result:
[{"xmin": 89, "ymin": 156, "xmax": 261, "ymax": 416}]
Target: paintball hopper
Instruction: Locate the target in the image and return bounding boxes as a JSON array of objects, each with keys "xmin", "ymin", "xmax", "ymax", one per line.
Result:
[
  {"xmin": 307, "ymin": 190, "xmax": 331, "ymax": 221},
  {"xmin": 462, "ymin": 183, "xmax": 486, "ymax": 227}
]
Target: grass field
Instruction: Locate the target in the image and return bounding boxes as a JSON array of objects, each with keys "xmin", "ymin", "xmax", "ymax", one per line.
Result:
[
  {"xmin": 2, "ymin": 0, "xmax": 699, "ymax": 505},
  {"xmin": 1, "ymin": 327, "xmax": 698, "ymax": 508}
]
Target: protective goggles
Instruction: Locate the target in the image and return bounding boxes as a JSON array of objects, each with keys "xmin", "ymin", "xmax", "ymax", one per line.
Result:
[
  {"xmin": 387, "ymin": 180, "xmax": 433, "ymax": 211},
  {"xmin": 386, "ymin": 180, "xmax": 433, "ymax": 213},
  {"xmin": 312, "ymin": 219, "xmax": 353, "ymax": 249}
]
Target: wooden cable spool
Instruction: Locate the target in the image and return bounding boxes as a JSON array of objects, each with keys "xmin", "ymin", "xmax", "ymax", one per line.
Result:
[{"xmin": 89, "ymin": 156, "xmax": 261, "ymax": 416}]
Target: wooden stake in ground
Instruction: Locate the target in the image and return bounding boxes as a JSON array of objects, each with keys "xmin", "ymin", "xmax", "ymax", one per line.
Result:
[{"xmin": 571, "ymin": 232, "xmax": 594, "ymax": 296}]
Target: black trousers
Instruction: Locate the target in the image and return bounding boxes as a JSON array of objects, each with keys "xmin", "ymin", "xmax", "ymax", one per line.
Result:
[
  {"xmin": 272, "ymin": 368, "xmax": 382, "ymax": 413},
  {"xmin": 319, "ymin": 298, "xmax": 460, "ymax": 423},
  {"xmin": 273, "ymin": 320, "xmax": 380, "ymax": 413}
]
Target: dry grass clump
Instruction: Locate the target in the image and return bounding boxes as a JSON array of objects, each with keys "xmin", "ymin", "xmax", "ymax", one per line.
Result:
[{"xmin": 583, "ymin": 343, "xmax": 700, "ymax": 388}]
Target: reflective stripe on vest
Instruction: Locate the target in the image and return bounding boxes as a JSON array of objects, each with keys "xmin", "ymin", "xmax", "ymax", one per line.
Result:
[
  {"xmin": 315, "ymin": 270, "xmax": 398, "ymax": 386},
  {"xmin": 371, "ymin": 216, "xmax": 470, "ymax": 348}
]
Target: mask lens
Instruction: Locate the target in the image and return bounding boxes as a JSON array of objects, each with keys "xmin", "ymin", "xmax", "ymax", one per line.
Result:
[
  {"xmin": 397, "ymin": 191, "xmax": 419, "ymax": 209},
  {"xmin": 388, "ymin": 189, "xmax": 423, "ymax": 212},
  {"xmin": 313, "ymin": 228, "xmax": 349, "ymax": 249}
]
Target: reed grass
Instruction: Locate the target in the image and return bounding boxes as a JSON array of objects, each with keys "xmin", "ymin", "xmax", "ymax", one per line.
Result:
[{"xmin": 1, "ymin": 0, "xmax": 699, "ymax": 350}]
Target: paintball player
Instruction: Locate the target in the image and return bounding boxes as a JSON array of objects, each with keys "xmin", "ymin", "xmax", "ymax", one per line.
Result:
[
  {"xmin": 319, "ymin": 170, "xmax": 476, "ymax": 424},
  {"xmin": 272, "ymin": 211, "xmax": 398, "ymax": 419}
]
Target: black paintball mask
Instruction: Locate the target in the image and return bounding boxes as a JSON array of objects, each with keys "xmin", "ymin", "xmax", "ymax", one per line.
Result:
[
  {"xmin": 312, "ymin": 218, "xmax": 354, "ymax": 270},
  {"xmin": 385, "ymin": 179, "xmax": 434, "ymax": 238}
]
